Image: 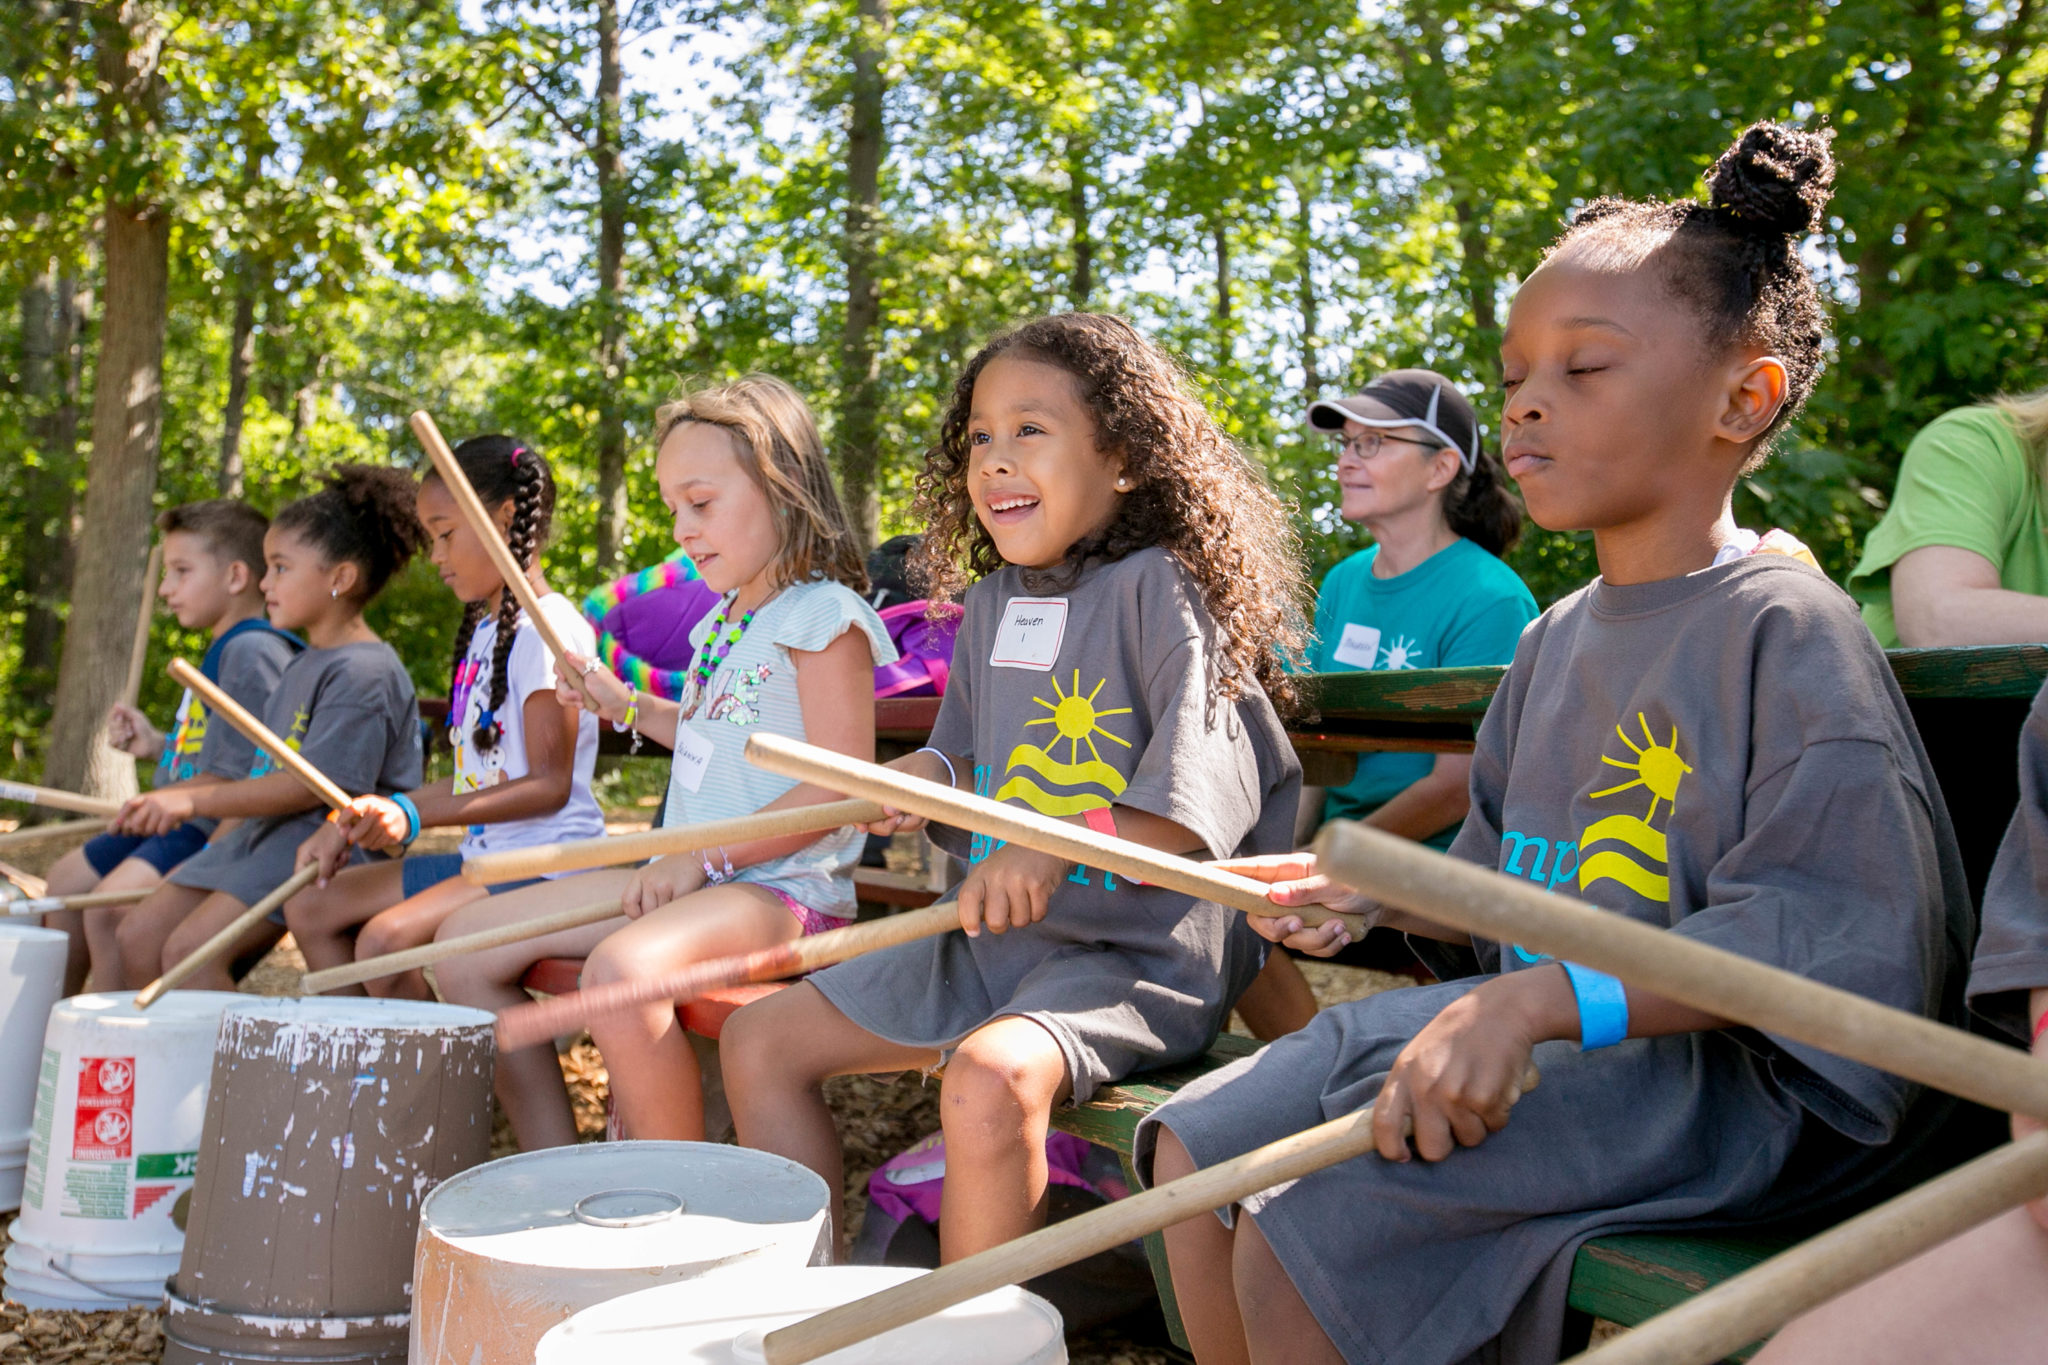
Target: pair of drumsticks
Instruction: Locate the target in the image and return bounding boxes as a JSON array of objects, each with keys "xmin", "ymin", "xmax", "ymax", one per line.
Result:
[{"xmin": 26, "ymin": 412, "xmax": 2046, "ymax": 1365}]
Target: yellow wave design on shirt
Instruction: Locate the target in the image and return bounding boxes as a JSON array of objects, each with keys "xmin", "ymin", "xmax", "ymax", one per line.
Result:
[
  {"xmin": 1001, "ymin": 743, "xmax": 1128, "ymax": 797},
  {"xmin": 1577, "ymin": 850, "xmax": 1670, "ymax": 902},
  {"xmin": 993, "ymin": 774, "xmax": 1115, "ymax": 817},
  {"xmin": 1578, "ymin": 813, "xmax": 1667, "ymax": 863}
]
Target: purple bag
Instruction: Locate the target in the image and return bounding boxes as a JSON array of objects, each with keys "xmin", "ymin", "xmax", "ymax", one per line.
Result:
[{"xmin": 873, "ymin": 600, "xmax": 963, "ymax": 699}]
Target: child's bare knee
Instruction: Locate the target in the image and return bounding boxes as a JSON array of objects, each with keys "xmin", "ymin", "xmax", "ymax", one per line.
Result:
[{"xmin": 941, "ymin": 1041, "xmax": 1050, "ymax": 1132}]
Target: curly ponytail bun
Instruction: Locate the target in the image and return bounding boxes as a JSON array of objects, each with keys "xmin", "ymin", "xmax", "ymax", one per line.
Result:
[
  {"xmin": 428, "ymin": 436, "xmax": 556, "ymax": 755},
  {"xmin": 1544, "ymin": 119, "xmax": 1837, "ymax": 465},
  {"xmin": 272, "ymin": 464, "xmax": 427, "ymax": 602},
  {"xmin": 1707, "ymin": 122, "xmax": 1836, "ymax": 237}
]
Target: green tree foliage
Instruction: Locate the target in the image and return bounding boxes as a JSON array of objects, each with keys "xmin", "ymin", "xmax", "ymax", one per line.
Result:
[{"xmin": 0, "ymin": 0, "xmax": 2042, "ymax": 780}]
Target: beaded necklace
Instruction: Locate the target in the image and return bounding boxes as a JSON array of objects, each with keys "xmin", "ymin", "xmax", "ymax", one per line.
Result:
[{"xmin": 681, "ymin": 592, "xmax": 767, "ymax": 716}]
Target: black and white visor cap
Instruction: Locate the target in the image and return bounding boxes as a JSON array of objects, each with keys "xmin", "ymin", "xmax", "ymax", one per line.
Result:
[{"xmin": 1307, "ymin": 368, "xmax": 1481, "ymax": 473}]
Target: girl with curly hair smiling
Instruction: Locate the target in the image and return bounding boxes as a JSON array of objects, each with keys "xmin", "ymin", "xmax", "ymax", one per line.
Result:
[{"xmin": 725, "ymin": 312, "xmax": 1312, "ymax": 1257}]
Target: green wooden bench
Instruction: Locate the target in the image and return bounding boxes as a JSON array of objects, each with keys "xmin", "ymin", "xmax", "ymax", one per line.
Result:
[{"xmin": 1049, "ymin": 644, "xmax": 2048, "ymax": 1357}]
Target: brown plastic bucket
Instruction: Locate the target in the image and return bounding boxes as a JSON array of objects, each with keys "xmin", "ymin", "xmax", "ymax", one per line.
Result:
[{"xmin": 162, "ymin": 999, "xmax": 494, "ymax": 1365}]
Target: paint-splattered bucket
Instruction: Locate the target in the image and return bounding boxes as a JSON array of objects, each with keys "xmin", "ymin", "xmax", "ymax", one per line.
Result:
[
  {"xmin": 0, "ymin": 925, "xmax": 70, "ymax": 1212},
  {"xmin": 410, "ymin": 1140, "xmax": 831, "ymax": 1364},
  {"xmin": 536, "ymin": 1265, "xmax": 1068, "ymax": 1365},
  {"xmin": 162, "ymin": 997, "xmax": 495, "ymax": 1364},
  {"xmin": 3, "ymin": 990, "xmax": 242, "ymax": 1311}
]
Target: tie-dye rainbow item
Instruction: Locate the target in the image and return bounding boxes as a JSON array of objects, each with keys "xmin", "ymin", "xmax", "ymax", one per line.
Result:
[{"xmin": 579, "ymin": 551, "xmax": 719, "ymax": 701}]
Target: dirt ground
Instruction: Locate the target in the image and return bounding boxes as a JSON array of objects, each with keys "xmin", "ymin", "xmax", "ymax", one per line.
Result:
[{"xmin": 0, "ymin": 820, "xmax": 1623, "ymax": 1363}]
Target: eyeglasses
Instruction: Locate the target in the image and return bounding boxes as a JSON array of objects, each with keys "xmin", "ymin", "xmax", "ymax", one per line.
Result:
[{"xmin": 1334, "ymin": 431, "xmax": 1436, "ymax": 461}]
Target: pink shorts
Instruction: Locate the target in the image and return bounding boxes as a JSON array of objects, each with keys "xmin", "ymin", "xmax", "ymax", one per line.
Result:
[{"xmin": 774, "ymin": 889, "xmax": 843, "ymax": 937}]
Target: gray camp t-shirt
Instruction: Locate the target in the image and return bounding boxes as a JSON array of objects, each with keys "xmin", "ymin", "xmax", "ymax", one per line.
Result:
[
  {"xmin": 1426, "ymin": 555, "xmax": 1972, "ymax": 1142},
  {"xmin": 196, "ymin": 628, "xmax": 299, "ymax": 782},
  {"xmin": 1968, "ymin": 677, "xmax": 2048, "ymax": 1043},
  {"xmin": 810, "ymin": 548, "xmax": 1300, "ymax": 1103},
  {"xmin": 171, "ymin": 640, "xmax": 422, "ymax": 906}
]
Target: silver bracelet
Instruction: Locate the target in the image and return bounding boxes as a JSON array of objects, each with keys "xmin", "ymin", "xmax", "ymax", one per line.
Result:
[{"xmin": 914, "ymin": 746, "xmax": 957, "ymax": 789}]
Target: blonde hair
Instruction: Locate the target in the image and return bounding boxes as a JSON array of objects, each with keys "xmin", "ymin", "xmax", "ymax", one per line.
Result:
[
  {"xmin": 1992, "ymin": 387, "xmax": 2048, "ymax": 483},
  {"xmin": 653, "ymin": 375, "xmax": 868, "ymax": 593}
]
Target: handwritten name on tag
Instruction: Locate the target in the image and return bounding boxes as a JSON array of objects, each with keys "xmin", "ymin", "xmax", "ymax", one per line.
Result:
[
  {"xmin": 1331, "ymin": 622, "xmax": 1382, "ymax": 669},
  {"xmin": 990, "ymin": 597, "xmax": 1068, "ymax": 671},
  {"xmin": 671, "ymin": 724, "xmax": 716, "ymax": 793}
]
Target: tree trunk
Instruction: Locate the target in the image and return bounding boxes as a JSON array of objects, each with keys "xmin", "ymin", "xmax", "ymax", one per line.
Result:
[
  {"xmin": 592, "ymin": 0, "xmax": 629, "ymax": 570},
  {"xmin": 218, "ymin": 262, "xmax": 255, "ymax": 496},
  {"xmin": 1452, "ymin": 192, "xmax": 1498, "ymax": 377},
  {"xmin": 19, "ymin": 264, "xmax": 83, "ymax": 693},
  {"xmin": 1066, "ymin": 138, "xmax": 1093, "ymax": 308},
  {"xmin": 837, "ymin": 0, "xmax": 889, "ymax": 547},
  {"xmin": 46, "ymin": 0, "xmax": 168, "ymax": 801},
  {"xmin": 1294, "ymin": 182, "xmax": 1321, "ymax": 400}
]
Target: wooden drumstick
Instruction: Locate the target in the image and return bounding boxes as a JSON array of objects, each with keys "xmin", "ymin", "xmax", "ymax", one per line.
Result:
[
  {"xmin": 0, "ymin": 782, "xmax": 122, "ymax": 819},
  {"xmin": 1311, "ymin": 818, "xmax": 2048, "ymax": 1121},
  {"xmin": 120, "ymin": 541, "xmax": 164, "ymax": 712},
  {"xmin": 461, "ymin": 799, "xmax": 887, "ymax": 884},
  {"xmin": 134, "ymin": 863, "xmax": 320, "ymax": 1009},
  {"xmin": 494, "ymin": 900, "xmax": 963, "ymax": 1052},
  {"xmin": 759, "ymin": 1065, "xmax": 1541, "ymax": 1364},
  {"xmin": 300, "ymin": 897, "xmax": 627, "ymax": 993},
  {"xmin": 0, "ymin": 817, "xmax": 108, "ymax": 852},
  {"xmin": 10, "ymin": 886, "xmax": 155, "ymax": 915},
  {"xmin": 1566, "ymin": 1130, "xmax": 2048, "ymax": 1365},
  {"xmin": 167, "ymin": 659, "xmax": 351, "ymax": 813},
  {"xmin": 742, "ymin": 733, "xmax": 1370, "ymax": 937},
  {"xmin": 408, "ymin": 410, "xmax": 594, "ymax": 704}
]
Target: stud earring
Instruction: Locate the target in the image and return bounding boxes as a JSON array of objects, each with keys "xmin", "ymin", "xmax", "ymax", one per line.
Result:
[
  {"xmin": 1115, "ymin": 476, "xmax": 1129, "ymax": 490},
  {"xmin": 330, "ymin": 588, "xmax": 339, "ymax": 599}
]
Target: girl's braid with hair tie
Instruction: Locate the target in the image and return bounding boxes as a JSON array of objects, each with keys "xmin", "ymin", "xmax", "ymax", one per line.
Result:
[{"xmin": 477, "ymin": 453, "xmax": 546, "ymax": 753}]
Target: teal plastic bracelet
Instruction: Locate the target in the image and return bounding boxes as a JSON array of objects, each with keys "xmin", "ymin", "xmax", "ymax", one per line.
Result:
[
  {"xmin": 1561, "ymin": 961, "xmax": 1629, "ymax": 1050},
  {"xmin": 387, "ymin": 791, "xmax": 422, "ymax": 845}
]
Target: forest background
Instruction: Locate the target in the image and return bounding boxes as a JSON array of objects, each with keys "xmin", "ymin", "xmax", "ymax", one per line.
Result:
[{"xmin": 2, "ymin": 0, "xmax": 2045, "ymax": 796}]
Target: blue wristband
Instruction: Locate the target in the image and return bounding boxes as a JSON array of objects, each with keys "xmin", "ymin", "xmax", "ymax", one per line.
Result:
[
  {"xmin": 387, "ymin": 791, "xmax": 422, "ymax": 845},
  {"xmin": 1560, "ymin": 961, "xmax": 1629, "ymax": 1050}
]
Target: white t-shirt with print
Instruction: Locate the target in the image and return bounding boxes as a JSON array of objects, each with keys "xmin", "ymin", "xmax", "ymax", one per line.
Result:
[{"xmin": 452, "ymin": 593, "xmax": 606, "ymax": 865}]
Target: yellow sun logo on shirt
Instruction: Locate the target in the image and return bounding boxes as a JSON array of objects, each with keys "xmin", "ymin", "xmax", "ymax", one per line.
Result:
[
  {"xmin": 1026, "ymin": 670, "xmax": 1133, "ymax": 765},
  {"xmin": 1590, "ymin": 713, "xmax": 1692, "ymax": 823}
]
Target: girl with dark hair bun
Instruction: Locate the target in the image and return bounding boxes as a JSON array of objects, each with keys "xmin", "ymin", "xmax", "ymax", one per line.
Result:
[
  {"xmin": 1142, "ymin": 122, "xmax": 1975, "ymax": 1365},
  {"xmin": 107, "ymin": 465, "xmax": 431, "ymax": 991},
  {"xmin": 282, "ymin": 437, "xmax": 607, "ymax": 1000}
]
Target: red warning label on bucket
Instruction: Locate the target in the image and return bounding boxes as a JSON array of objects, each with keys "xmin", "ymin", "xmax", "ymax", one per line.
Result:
[{"xmin": 73, "ymin": 1056, "xmax": 135, "ymax": 1161}]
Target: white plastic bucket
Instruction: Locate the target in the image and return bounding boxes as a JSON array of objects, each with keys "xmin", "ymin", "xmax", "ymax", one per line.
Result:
[
  {"xmin": 0, "ymin": 926, "xmax": 70, "ymax": 1158},
  {"xmin": 4, "ymin": 990, "xmax": 242, "ymax": 1309},
  {"xmin": 535, "ymin": 1265, "xmax": 1067, "ymax": 1365},
  {"xmin": 411, "ymin": 1141, "xmax": 831, "ymax": 1364}
]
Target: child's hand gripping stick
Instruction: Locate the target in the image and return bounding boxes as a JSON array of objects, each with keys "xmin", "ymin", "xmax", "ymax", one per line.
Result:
[
  {"xmin": 1311, "ymin": 817, "xmax": 2048, "ymax": 1123},
  {"xmin": 740, "ymin": 732, "xmax": 1371, "ymax": 938},
  {"xmin": 408, "ymin": 410, "xmax": 597, "ymax": 707},
  {"xmin": 460, "ymin": 799, "xmax": 887, "ymax": 885},
  {"xmin": 492, "ymin": 899, "xmax": 963, "ymax": 1052},
  {"xmin": 134, "ymin": 659, "xmax": 360, "ymax": 1009},
  {"xmin": 757, "ymin": 1064, "xmax": 1540, "ymax": 1364}
]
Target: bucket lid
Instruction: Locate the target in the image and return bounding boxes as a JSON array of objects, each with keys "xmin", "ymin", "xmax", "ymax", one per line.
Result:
[
  {"xmin": 220, "ymin": 997, "xmax": 494, "ymax": 1034},
  {"xmin": 537, "ymin": 1265, "xmax": 1065, "ymax": 1365},
  {"xmin": 421, "ymin": 1141, "xmax": 829, "ymax": 1272},
  {"xmin": 51, "ymin": 991, "xmax": 244, "ymax": 1030}
]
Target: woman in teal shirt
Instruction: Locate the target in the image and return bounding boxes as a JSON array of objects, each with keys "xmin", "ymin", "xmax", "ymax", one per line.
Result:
[{"xmin": 1304, "ymin": 369, "xmax": 1538, "ymax": 848}]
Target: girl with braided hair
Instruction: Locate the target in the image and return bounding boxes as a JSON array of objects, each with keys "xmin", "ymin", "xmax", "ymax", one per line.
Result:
[
  {"xmin": 1139, "ymin": 122, "xmax": 1977, "ymax": 1365},
  {"xmin": 283, "ymin": 437, "xmax": 604, "ymax": 999}
]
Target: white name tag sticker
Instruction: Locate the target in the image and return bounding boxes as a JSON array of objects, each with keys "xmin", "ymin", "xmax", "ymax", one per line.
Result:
[
  {"xmin": 670, "ymin": 724, "xmax": 715, "ymax": 794},
  {"xmin": 1332, "ymin": 623, "xmax": 1382, "ymax": 669},
  {"xmin": 990, "ymin": 597, "xmax": 1069, "ymax": 671}
]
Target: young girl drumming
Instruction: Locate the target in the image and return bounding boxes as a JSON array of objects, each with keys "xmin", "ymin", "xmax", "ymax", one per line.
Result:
[
  {"xmin": 109, "ymin": 467, "xmax": 429, "ymax": 992},
  {"xmin": 723, "ymin": 312, "xmax": 1311, "ymax": 1259},
  {"xmin": 282, "ymin": 438, "xmax": 603, "ymax": 999},
  {"xmin": 431, "ymin": 376, "xmax": 893, "ymax": 1150},
  {"xmin": 1140, "ymin": 123, "xmax": 1976, "ymax": 1365}
]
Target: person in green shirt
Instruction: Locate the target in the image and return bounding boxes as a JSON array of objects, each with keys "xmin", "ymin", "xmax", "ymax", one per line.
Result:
[
  {"xmin": 1848, "ymin": 389, "xmax": 2048, "ymax": 647},
  {"xmin": 1236, "ymin": 370, "xmax": 1537, "ymax": 1040}
]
